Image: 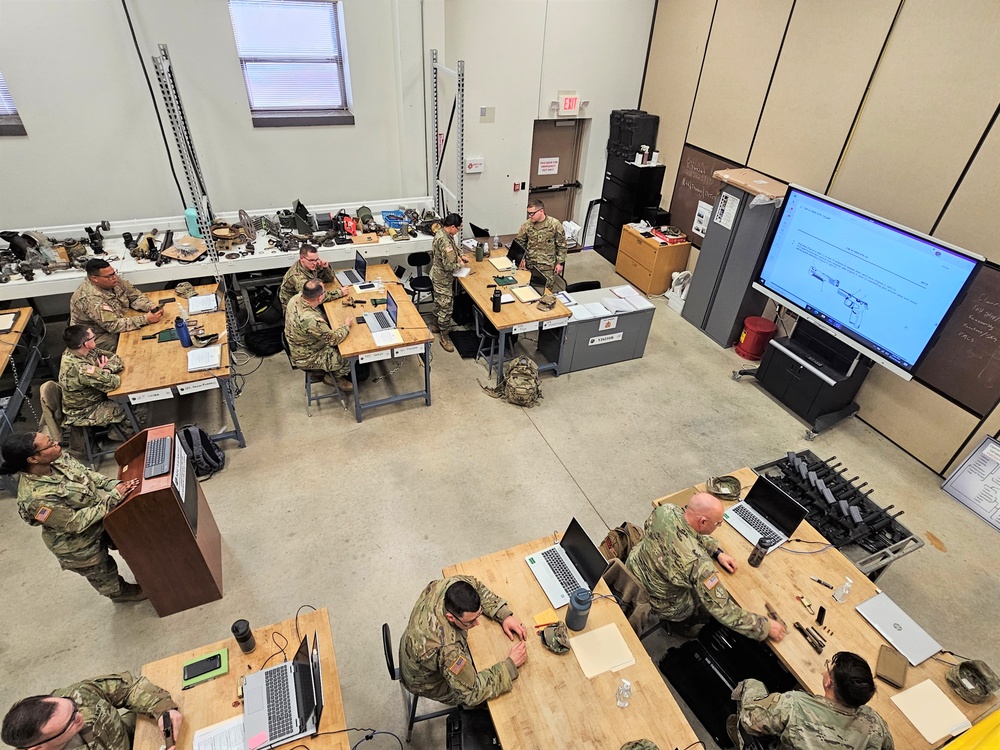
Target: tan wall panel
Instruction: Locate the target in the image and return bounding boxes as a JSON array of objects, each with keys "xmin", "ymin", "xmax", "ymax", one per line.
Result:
[
  {"xmin": 829, "ymin": 0, "xmax": 1000, "ymax": 233},
  {"xmin": 933, "ymin": 121, "xmax": 1000, "ymax": 263},
  {"xmin": 686, "ymin": 0, "xmax": 792, "ymax": 164},
  {"xmin": 640, "ymin": 0, "xmax": 715, "ymax": 211},
  {"xmin": 748, "ymin": 0, "xmax": 898, "ymax": 192},
  {"xmin": 857, "ymin": 366, "xmax": 979, "ymax": 473},
  {"xmin": 945, "ymin": 401, "xmax": 1000, "ymax": 476}
]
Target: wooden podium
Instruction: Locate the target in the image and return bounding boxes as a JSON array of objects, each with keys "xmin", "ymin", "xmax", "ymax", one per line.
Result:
[{"xmin": 105, "ymin": 424, "xmax": 223, "ymax": 616}]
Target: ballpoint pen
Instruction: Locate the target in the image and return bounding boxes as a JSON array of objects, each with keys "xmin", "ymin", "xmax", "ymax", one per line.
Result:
[{"xmin": 811, "ymin": 576, "xmax": 834, "ymax": 589}]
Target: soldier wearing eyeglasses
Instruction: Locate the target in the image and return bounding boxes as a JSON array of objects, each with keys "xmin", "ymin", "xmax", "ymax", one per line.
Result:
[
  {"xmin": 1, "ymin": 674, "xmax": 182, "ymax": 750},
  {"xmin": 70, "ymin": 259, "xmax": 163, "ymax": 351},
  {"xmin": 514, "ymin": 200, "xmax": 567, "ymax": 288}
]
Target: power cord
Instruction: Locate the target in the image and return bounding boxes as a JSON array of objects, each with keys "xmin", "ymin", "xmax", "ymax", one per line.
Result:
[
  {"xmin": 776, "ymin": 543, "xmax": 833, "ymax": 555},
  {"xmin": 295, "ymin": 604, "xmax": 318, "ymax": 643},
  {"xmin": 258, "ymin": 632, "xmax": 289, "ymax": 670},
  {"xmin": 284, "ymin": 727, "xmax": 403, "ymax": 750}
]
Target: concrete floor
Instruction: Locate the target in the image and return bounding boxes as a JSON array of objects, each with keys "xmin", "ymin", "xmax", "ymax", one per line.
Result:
[{"xmin": 3, "ymin": 249, "xmax": 998, "ymax": 749}]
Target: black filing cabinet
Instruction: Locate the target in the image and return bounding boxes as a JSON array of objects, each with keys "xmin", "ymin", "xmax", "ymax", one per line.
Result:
[{"xmin": 595, "ymin": 156, "xmax": 665, "ymax": 264}]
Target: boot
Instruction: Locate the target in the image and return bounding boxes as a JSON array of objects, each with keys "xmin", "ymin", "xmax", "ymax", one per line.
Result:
[
  {"xmin": 335, "ymin": 376, "xmax": 354, "ymax": 392},
  {"xmin": 110, "ymin": 582, "xmax": 147, "ymax": 603},
  {"xmin": 440, "ymin": 332, "xmax": 455, "ymax": 352}
]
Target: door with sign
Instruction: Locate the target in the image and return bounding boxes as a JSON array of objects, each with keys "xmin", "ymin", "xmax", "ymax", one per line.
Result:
[{"xmin": 528, "ymin": 119, "xmax": 584, "ymax": 224}]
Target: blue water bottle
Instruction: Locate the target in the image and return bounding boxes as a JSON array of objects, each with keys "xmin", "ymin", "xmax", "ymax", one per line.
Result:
[
  {"xmin": 175, "ymin": 316, "xmax": 192, "ymax": 347},
  {"xmin": 566, "ymin": 588, "xmax": 592, "ymax": 631}
]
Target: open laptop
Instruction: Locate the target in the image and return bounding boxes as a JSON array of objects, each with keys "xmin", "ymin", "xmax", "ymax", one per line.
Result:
[
  {"xmin": 242, "ymin": 632, "xmax": 324, "ymax": 750},
  {"xmin": 335, "ymin": 250, "xmax": 367, "ymax": 286},
  {"xmin": 362, "ymin": 292, "xmax": 398, "ymax": 332},
  {"xmin": 525, "ymin": 518, "xmax": 609, "ymax": 609},
  {"xmin": 469, "ymin": 222, "xmax": 491, "ymax": 239},
  {"xmin": 856, "ymin": 592, "xmax": 942, "ymax": 666},
  {"xmin": 723, "ymin": 475, "xmax": 807, "ymax": 553},
  {"xmin": 507, "ymin": 238, "xmax": 527, "ymax": 268}
]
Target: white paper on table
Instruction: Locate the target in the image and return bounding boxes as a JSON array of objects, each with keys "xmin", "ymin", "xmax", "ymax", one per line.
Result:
[
  {"xmin": 569, "ymin": 623, "xmax": 635, "ymax": 679},
  {"xmin": 372, "ymin": 329, "xmax": 404, "ymax": 347},
  {"xmin": 570, "ymin": 305, "xmax": 595, "ymax": 321},
  {"xmin": 500, "ymin": 293, "xmax": 515, "ymax": 304},
  {"xmin": 584, "ymin": 302, "xmax": 611, "ymax": 318},
  {"xmin": 890, "ymin": 680, "xmax": 971, "ymax": 743},
  {"xmin": 193, "ymin": 715, "xmax": 244, "ymax": 750},
  {"xmin": 601, "ymin": 297, "xmax": 632, "ymax": 314},
  {"xmin": 554, "ymin": 291, "xmax": 578, "ymax": 306},
  {"xmin": 452, "ymin": 267, "xmax": 471, "ymax": 277},
  {"xmin": 610, "ymin": 285, "xmax": 640, "ymax": 298},
  {"xmin": 626, "ymin": 296, "xmax": 654, "ymax": 311}
]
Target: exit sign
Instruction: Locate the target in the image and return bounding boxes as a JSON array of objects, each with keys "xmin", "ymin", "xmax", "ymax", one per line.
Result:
[{"xmin": 557, "ymin": 90, "xmax": 579, "ymax": 117}]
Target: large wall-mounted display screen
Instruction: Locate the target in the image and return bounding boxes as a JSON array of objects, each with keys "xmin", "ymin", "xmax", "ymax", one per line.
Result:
[{"xmin": 753, "ymin": 186, "xmax": 979, "ymax": 379}]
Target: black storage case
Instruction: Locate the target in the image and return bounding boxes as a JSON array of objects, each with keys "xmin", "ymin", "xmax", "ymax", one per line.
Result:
[
  {"xmin": 446, "ymin": 707, "xmax": 499, "ymax": 750},
  {"xmin": 608, "ymin": 109, "xmax": 659, "ymax": 158}
]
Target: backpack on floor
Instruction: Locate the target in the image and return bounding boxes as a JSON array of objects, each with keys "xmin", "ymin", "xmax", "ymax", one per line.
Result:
[
  {"xmin": 481, "ymin": 356, "xmax": 541, "ymax": 407},
  {"xmin": 177, "ymin": 424, "xmax": 226, "ymax": 478}
]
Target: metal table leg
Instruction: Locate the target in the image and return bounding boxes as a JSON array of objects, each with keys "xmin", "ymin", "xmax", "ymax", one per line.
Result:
[
  {"xmin": 424, "ymin": 342, "xmax": 432, "ymax": 406},
  {"xmin": 351, "ymin": 358, "xmax": 363, "ymax": 423},
  {"xmin": 220, "ymin": 378, "xmax": 246, "ymax": 447}
]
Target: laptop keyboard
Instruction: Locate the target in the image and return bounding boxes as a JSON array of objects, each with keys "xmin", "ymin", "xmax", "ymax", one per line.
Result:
[
  {"xmin": 143, "ymin": 436, "xmax": 171, "ymax": 479},
  {"xmin": 542, "ymin": 548, "xmax": 581, "ymax": 596},
  {"xmin": 374, "ymin": 311, "xmax": 390, "ymax": 328},
  {"xmin": 265, "ymin": 669, "xmax": 294, "ymax": 738},
  {"xmin": 733, "ymin": 504, "xmax": 780, "ymax": 545}
]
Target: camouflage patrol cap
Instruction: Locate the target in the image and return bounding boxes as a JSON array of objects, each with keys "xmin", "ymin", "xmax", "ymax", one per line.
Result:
[
  {"xmin": 175, "ymin": 282, "xmax": 197, "ymax": 298},
  {"xmin": 620, "ymin": 741, "xmax": 659, "ymax": 750},
  {"xmin": 946, "ymin": 660, "xmax": 1000, "ymax": 704},
  {"xmin": 536, "ymin": 294, "xmax": 556, "ymax": 311},
  {"xmin": 538, "ymin": 621, "xmax": 571, "ymax": 654},
  {"xmin": 707, "ymin": 475, "xmax": 742, "ymax": 502}
]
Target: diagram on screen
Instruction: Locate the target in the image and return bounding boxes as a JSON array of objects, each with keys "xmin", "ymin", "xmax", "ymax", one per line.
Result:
[{"xmin": 809, "ymin": 266, "xmax": 868, "ymax": 328}]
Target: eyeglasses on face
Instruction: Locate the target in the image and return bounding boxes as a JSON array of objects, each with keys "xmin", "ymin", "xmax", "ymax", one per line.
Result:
[
  {"xmin": 95, "ymin": 271, "xmax": 118, "ymax": 279},
  {"xmin": 32, "ymin": 436, "xmax": 59, "ymax": 455},
  {"xmin": 526, "ymin": 209, "xmax": 541, "ymax": 217}
]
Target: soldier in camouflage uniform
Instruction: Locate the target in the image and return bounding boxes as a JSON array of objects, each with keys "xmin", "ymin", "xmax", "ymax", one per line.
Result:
[
  {"xmin": 626, "ymin": 493, "xmax": 785, "ymax": 642},
  {"xmin": 284, "ymin": 279, "xmax": 355, "ymax": 392},
  {"xmin": 400, "ymin": 576, "xmax": 528, "ymax": 707},
  {"xmin": 69, "ymin": 259, "xmax": 163, "ymax": 351},
  {"xmin": 430, "ymin": 214, "xmax": 467, "ymax": 352},
  {"xmin": 279, "ymin": 244, "xmax": 348, "ymax": 313},
  {"xmin": 514, "ymin": 200, "xmax": 567, "ymax": 288},
  {"xmin": 58, "ymin": 325, "xmax": 131, "ymax": 437},
  {"xmin": 729, "ymin": 651, "xmax": 894, "ymax": 750},
  {"xmin": 1, "ymin": 673, "xmax": 182, "ymax": 750},
  {"xmin": 0, "ymin": 432, "xmax": 145, "ymax": 602}
]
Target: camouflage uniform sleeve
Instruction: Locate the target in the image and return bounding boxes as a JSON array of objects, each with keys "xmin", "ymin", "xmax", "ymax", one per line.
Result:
[
  {"xmin": 318, "ymin": 266, "xmax": 336, "ymax": 283},
  {"xmin": 438, "ymin": 641, "xmax": 516, "ymax": 707},
  {"xmin": 468, "ymin": 577, "xmax": 514, "ymax": 623},
  {"xmin": 76, "ymin": 360, "xmax": 122, "ymax": 394},
  {"xmin": 78, "ymin": 294, "xmax": 146, "ymax": 334},
  {"xmin": 733, "ymin": 678, "xmax": 791, "ymax": 737},
  {"xmin": 121, "ymin": 279, "xmax": 153, "ymax": 312},
  {"xmin": 514, "ymin": 221, "xmax": 529, "ymax": 246},
  {"xmin": 89, "ymin": 673, "xmax": 178, "ymax": 718},
  {"xmin": 307, "ymin": 313, "xmax": 349, "ymax": 348},
  {"xmin": 689, "ymin": 556, "xmax": 769, "ymax": 641},
  {"xmin": 322, "ymin": 288, "xmax": 344, "ymax": 304},
  {"xmin": 99, "ymin": 349, "xmax": 125, "ymax": 374},
  {"xmin": 21, "ymin": 491, "xmax": 117, "ymax": 534},
  {"xmin": 279, "ymin": 270, "xmax": 299, "ymax": 308},
  {"xmin": 73, "ymin": 455, "xmax": 122, "ymax": 492},
  {"xmin": 433, "ymin": 234, "xmax": 461, "ymax": 273},
  {"xmin": 553, "ymin": 220, "xmax": 567, "ymax": 265}
]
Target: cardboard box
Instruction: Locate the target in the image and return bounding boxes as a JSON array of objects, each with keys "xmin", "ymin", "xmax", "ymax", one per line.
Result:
[
  {"xmin": 711, "ymin": 168, "xmax": 787, "ymax": 199},
  {"xmin": 351, "ymin": 232, "xmax": 379, "ymax": 244}
]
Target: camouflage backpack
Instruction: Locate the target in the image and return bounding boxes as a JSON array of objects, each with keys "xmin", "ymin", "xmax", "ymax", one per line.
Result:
[
  {"xmin": 599, "ymin": 521, "xmax": 645, "ymax": 562},
  {"xmin": 502, "ymin": 356, "xmax": 541, "ymax": 407}
]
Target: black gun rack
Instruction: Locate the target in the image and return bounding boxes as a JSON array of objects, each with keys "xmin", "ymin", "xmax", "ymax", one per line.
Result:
[{"xmin": 754, "ymin": 450, "xmax": 924, "ymax": 581}]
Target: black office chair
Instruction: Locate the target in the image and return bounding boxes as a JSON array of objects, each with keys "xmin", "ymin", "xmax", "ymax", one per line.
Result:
[
  {"xmin": 565, "ymin": 280, "xmax": 601, "ymax": 293},
  {"xmin": 407, "ymin": 252, "xmax": 434, "ymax": 310},
  {"xmin": 473, "ymin": 307, "xmax": 501, "ymax": 377},
  {"xmin": 280, "ymin": 330, "xmax": 347, "ymax": 415},
  {"xmin": 382, "ymin": 623, "xmax": 456, "ymax": 742}
]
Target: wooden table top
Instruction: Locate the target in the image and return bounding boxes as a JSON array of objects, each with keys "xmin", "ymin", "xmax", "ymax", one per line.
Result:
[
  {"xmin": 443, "ymin": 536, "xmax": 699, "ymax": 750},
  {"xmin": 322, "ymin": 263, "xmax": 432, "ymax": 358},
  {"xmin": 458, "ymin": 251, "xmax": 571, "ymax": 330},
  {"xmin": 109, "ymin": 285, "xmax": 230, "ymax": 397},
  {"xmin": 0, "ymin": 306, "xmax": 32, "ymax": 379},
  {"xmin": 135, "ymin": 608, "xmax": 349, "ymax": 750},
  {"xmin": 653, "ymin": 468, "xmax": 997, "ymax": 750}
]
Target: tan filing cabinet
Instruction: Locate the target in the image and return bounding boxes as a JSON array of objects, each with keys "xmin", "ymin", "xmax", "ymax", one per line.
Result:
[{"xmin": 615, "ymin": 225, "xmax": 691, "ymax": 295}]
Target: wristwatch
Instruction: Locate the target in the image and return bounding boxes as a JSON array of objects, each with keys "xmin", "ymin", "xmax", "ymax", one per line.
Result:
[{"xmin": 711, "ymin": 548, "xmax": 725, "ymax": 561}]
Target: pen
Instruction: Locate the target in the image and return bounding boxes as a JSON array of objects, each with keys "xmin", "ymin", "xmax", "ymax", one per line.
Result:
[{"xmin": 811, "ymin": 577, "xmax": 834, "ymax": 589}]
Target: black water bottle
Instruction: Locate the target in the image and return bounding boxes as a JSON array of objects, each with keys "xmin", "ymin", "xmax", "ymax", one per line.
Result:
[
  {"xmin": 748, "ymin": 537, "xmax": 773, "ymax": 567},
  {"xmin": 492, "ymin": 287, "xmax": 502, "ymax": 313}
]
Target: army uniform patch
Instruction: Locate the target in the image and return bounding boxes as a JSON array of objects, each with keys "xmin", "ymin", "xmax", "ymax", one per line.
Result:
[
  {"xmin": 449, "ymin": 655, "xmax": 467, "ymax": 675},
  {"xmin": 86, "ymin": 366, "xmax": 96, "ymax": 374},
  {"xmin": 703, "ymin": 573, "xmax": 719, "ymax": 590},
  {"xmin": 34, "ymin": 506, "xmax": 52, "ymax": 523}
]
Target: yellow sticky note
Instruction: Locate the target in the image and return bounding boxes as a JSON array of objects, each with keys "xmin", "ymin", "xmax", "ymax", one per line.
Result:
[{"xmin": 533, "ymin": 607, "xmax": 559, "ymax": 627}]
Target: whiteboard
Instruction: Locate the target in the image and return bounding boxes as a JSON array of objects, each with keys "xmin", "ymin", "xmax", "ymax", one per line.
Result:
[{"xmin": 941, "ymin": 436, "xmax": 1000, "ymax": 533}]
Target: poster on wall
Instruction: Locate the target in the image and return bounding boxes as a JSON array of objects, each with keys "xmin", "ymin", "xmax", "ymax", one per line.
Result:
[
  {"xmin": 692, "ymin": 201, "xmax": 712, "ymax": 237},
  {"xmin": 538, "ymin": 157, "xmax": 560, "ymax": 175}
]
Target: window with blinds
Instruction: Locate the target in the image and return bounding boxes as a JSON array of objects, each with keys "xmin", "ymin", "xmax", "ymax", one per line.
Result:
[
  {"xmin": 0, "ymin": 69, "xmax": 26, "ymax": 136},
  {"xmin": 229, "ymin": 0, "xmax": 354, "ymax": 127}
]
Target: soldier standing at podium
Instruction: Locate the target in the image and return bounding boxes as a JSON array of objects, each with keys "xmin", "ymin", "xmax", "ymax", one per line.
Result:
[{"xmin": 0, "ymin": 432, "xmax": 146, "ymax": 602}]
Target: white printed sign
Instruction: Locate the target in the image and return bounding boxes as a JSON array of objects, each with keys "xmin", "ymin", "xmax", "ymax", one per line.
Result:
[
  {"xmin": 129, "ymin": 388, "xmax": 173, "ymax": 404},
  {"xmin": 512, "ymin": 321, "xmax": 540, "ymax": 334},
  {"xmin": 542, "ymin": 317, "xmax": 569, "ymax": 330},
  {"xmin": 714, "ymin": 193, "xmax": 740, "ymax": 229},
  {"xmin": 589, "ymin": 332, "xmax": 624, "ymax": 346},
  {"xmin": 177, "ymin": 378, "xmax": 219, "ymax": 395},
  {"xmin": 598, "ymin": 316, "xmax": 618, "ymax": 331},
  {"xmin": 537, "ymin": 157, "xmax": 560, "ymax": 176},
  {"xmin": 692, "ymin": 200, "xmax": 712, "ymax": 237},
  {"xmin": 359, "ymin": 350, "xmax": 391, "ymax": 364},
  {"xmin": 393, "ymin": 344, "xmax": 424, "ymax": 358}
]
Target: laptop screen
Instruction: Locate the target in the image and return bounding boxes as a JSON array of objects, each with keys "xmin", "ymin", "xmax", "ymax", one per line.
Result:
[
  {"xmin": 387, "ymin": 293, "xmax": 398, "ymax": 326},
  {"xmin": 560, "ymin": 517, "xmax": 609, "ymax": 591},
  {"xmin": 355, "ymin": 251, "xmax": 367, "ymax": 279},
  {"xmin": 310, "ymin": 633, "xmax": 325, "ymax": 726},
  {"xmin": 290, "ymin": 636, "xmax": 316, "ymax": 723},
  {"xmin": 745, "ymin": 476, "xmax": 807, "ymax": 537},
  {"xmin": 508, "ymin": 239, "xmax": 527, "ymax": 267}
]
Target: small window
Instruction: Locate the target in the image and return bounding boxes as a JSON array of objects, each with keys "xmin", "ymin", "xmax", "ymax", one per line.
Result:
[
  {"xmin": 0, "ymin": 69, "xmax": 26, "ymax": 136},
  {"xmin": 228, "ymin": 0, "xmax": 354, "ymax": 128}
]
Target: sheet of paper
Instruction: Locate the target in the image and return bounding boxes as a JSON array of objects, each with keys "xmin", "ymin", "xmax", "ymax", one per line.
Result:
[
  {"xmin": 890, "ymin": 679, "xmax": 971, "ymax": 743},
  {"xmin": 610, "ymin": 285, "xmax": 640, "ymax": 298},
  {"xmin": 584, "ymin": 302, "xmax": 611, "ymax": 318},
  {"xmin": 601, "ymin": 297, "xmax": 632, "ymax": 314},
  {"xmin": 187, "ymin": 345, "xmax": 222, "ymax": 372},
  {"xmin": 188, "ymin": 294, "xmax": 219, "ymax": 314},
  {"xmin": 193, "ymin": 715, "xmax": 244, "ymax": 750},
  {"xmin": 372, "ymin": 329, "xmax": 404, "ymax": 347},
  {"xmin": 569, "ymin": 623, "xmax": 635, "ymax": 679},
  {"xmin": 452, "ymin": 267, "xmax": 471, "ymax": 277},
  {"xmin": 0, "ymin": 312, "xmax": 17, "ymax": 332},
  {"xmin": 570, "ymin": 305, "xmax": 595, "ymax": 321},
  {"xmin": 626, "ymin": 296, "xmax": 654, "ymax": 311},
  {"xmin": 500, "ymin": 293, "xmax": 515, "ymax": 304}
]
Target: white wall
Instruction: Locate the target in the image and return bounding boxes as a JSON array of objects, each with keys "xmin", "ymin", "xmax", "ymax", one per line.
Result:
[
  {"xmin": 443, "ymin": 0, "xmax": 654, "ymax": 235},
  {"xmin": 0, "ymin": 0, "xmax": 431, "ymax": 228}
]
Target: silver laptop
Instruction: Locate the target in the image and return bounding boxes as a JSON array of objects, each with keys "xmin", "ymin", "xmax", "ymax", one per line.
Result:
[
  {"xmin": 362, "ymin": 293, "xmax": 398, "ymax": 332},
  {"xmin": 335, "ymin": 250, "xmax": 367, "ymax": 286},
  {"xmin": 856, "ymin": 592, "xmax": 942, "ymax": 666},
  {"xmin": 525, "ymin": 518, "xmax": 609, "ymax": 609},
  {"xmin": 723, "ymin": 475, "xmax": 807, "ymax": 553},
  {"xmin": 242, "ymin": 633, "xmax": 324, "ymax": 750}
]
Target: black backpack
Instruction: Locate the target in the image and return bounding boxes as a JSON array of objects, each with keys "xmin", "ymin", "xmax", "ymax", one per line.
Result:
[{"xmin": 177, "ymin": 424, "xmax": 226, "ymax": 478}]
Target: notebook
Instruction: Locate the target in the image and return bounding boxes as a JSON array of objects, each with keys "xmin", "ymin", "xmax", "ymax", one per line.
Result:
[
  {"xmin": 335, "ymin": 251, "xmax": 367, "ymax": 286},
  {"xmin": 242, "ymin": 633, "xmax": 324, "ymax": 750},
  {"xmin": 723, "ymin": 475, "xmax": 807, "ymax": 552},
  {"xmin": 524, "ymin": 518, "xmax": 609, "ymax": 609},
  {"xmin": 511, "ymin": 285, "xmax": 541, "ymax": 303},
  {"xmin": 187, "ymin": 345, "xmax": 222, "ymax": 372},
  {"xmin": 489, "ymin": 256, "xmax": 515, "ymax": 272},
  {"xmin": 856, "ymin": 592, "xmax": 942, "ymax": 666},
  {"xmin": 188, "ymin": 294, "xmax": 219, "ymax": 314}
]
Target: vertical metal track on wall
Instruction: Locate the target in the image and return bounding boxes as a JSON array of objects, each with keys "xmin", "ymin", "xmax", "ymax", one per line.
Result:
[
  {"xmin": 430, "ymin": 49, "xmax": 464, "ymax": 219},
  {"xmin": 152, "ymin": 44, "xmax": 240, "ymax": 355}
]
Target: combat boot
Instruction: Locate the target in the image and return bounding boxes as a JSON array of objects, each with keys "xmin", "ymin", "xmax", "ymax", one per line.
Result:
[
  {"xmin": 110, "ymin": 583, "xmax": 147, "ymax": 603},
  {"xmin": 440, "ymin": 332, "xmax": 455, "ymax": 352},
  {"xmin": 335, "ymin": 376, "xmax": 354, "ymax": 392}
]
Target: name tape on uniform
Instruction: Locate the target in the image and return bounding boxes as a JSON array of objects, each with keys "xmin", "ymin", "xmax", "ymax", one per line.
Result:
[
  {"xmin": 589, "ymin": 332, "xmax": 623, "ymax": 347},
  {"xmin": 542, "ymin": 317, "xmax": 569, "ymax": 330},
  {"xmin": 176, "ymin": 378, "xmax": 219, "ymax": 395},
  {"xmin": 129, "ymin": 387, "xmax": 174, "ymax": 404},
  {"xmin": 359, "ymin": 349, "xmax": 392, "ymax": 364},
  {"xmin": 393, "ymin": 344, "xmax": 424, "ymax": 358},
  {"xmin": 512, "ymin": 321, "xmax": 539, "ymax": 334}
]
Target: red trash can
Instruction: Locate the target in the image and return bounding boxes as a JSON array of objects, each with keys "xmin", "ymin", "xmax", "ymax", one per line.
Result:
[{"xmin": 735, "ymin": 316, "xmax": 777, "ymax": 360}]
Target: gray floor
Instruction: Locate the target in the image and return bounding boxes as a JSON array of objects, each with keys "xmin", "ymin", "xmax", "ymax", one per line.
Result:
[{"xmin": 3, "ymin": 250, "xmax": 998, "ymax": 749}]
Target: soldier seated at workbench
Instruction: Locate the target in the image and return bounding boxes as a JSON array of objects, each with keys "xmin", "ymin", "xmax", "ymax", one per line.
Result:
[{"xmin": 58, "ymin": 325, "xmax": 134, "ymax": 442}]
